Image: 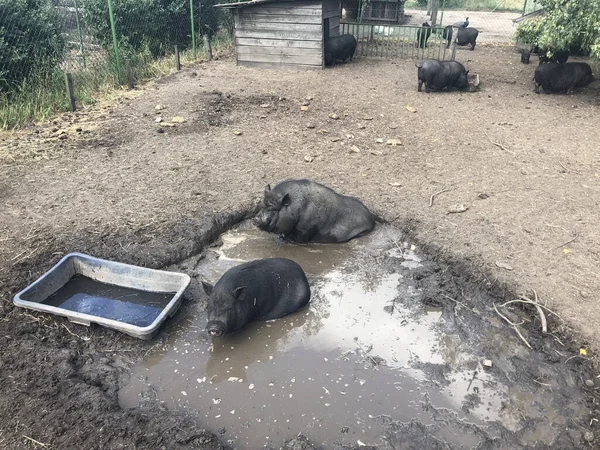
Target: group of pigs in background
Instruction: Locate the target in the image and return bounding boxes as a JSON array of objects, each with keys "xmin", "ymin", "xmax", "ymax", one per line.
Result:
[
  {"xmin": 323, "ymin": 19, "xmax": 596, "ymax": 95},
  {"xmin": 203, "ymin": 179, "xmax": 377, "ymax": 338}
]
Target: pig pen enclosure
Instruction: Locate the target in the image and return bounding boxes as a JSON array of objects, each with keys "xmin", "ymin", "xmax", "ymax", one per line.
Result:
[{"xmin": 2, "ymin": 46, "xmax": 600, "ymax": 449}]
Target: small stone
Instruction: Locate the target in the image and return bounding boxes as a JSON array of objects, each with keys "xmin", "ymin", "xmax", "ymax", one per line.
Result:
[
  {"xmin": 233, "ymin": 131, "xmax": 243, "ymax": 135},
  {"xmin": 483, "ymin": 359, "xmax": 493, "ymax": 369},
  {"xmin": 386, "ymin": 139, "xmax": 402, "ymax": 146},
  {"xmin": 350, "ymin": 145, "xmax": 360, "ymax": 153},
  {"xmin": 580, "ymin": 290, "xmax": 590, "ymax": 298},
  {"xmin": 389, "ymin": 182, "xmax": 402, "ymax": 187},
  {"xmin": 300, "ymin": 106, "xmax": 309, "ymax": 111},
  {"xmin": 259, "ymin": 115, "xmax": 267, "ymax": 119},
  {"xmin": 171, "ymin": 116, "xmax": 186, "ymax": 123},
  {"xmin": 260, "ymin": 103, "xmax": 271, "ymax": 108},
  {"xmin": 261, "ymin": 149, "xmax": 268, "ymax": 154},
  {"xmin": 328, "ymin": 113, "xmax": 339, "ymax": 120},
  {"xmin": 304, "ymin": 155, "xmax": 313, "ymax": 163},
  {"xmin": 155, "ymin": 117, "xmax": 163, "ymax": 123},
  {"xmin": 301, "ymin": 101, "xmax": 310, "ymax": 106},
  {"xmin": 405, "ymin": 105, "xmax": 417, "ymax": 113},
  {"xmin": 159, "ymin": 122, "xmax": 175, "ymax": 127},
  {"xmin": 318, "ymin": 129, "xmax": 328, "ymax": 134},
  {"xmin": 357, "ymin": 124, "xmax": 365, "ymax": 129},
  {"xmin": 305, "ymin": 96, "xmax": 313, "ymax": 101},
  {"xmin": 478, "ymin": 193, "xmax": 489, "ymax": 199},
  {"xmin": 331, "ymin": 137, "xmax": 340, "ymax": 142},
  {"xmin": 584, "ymin": 431, "xmax": 594, "ymax": 442},
  {"xmin": 155, "ymin": 104, "xmax": 166, "ymax": 110},
  {"xmin": 448, "ymin": 204, "xmax": 469, "ymax": 214},
  {"xmin": 585, "ymin": 379, "xmax": 594, "ymax": 387},
  {"xmin": 375, "ymin": 138, "xmax": 384, "ymax": 144},
  {"xmin": 306, "ymin": 123, "xmax": 315, "ymax": 129},
  {"xmin": 370, "ymin": 150, "xmax": 383, "ymax": 156}
]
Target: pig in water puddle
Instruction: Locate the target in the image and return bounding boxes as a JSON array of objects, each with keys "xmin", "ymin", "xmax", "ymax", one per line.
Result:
[{"xmin": 119, "ymin": 224, "xmax": 586, "ymax": 449}]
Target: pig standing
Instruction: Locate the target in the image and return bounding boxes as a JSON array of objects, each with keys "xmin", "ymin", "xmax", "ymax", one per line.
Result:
[
  {"xmin": 203, "ymin": 258, "xmax": 310, "ymax": 337},
  {"xmin": 417, "ymin": 60, "xmax": 469, "ymax": 93},
  {"xmin": 254, "ymin": 179, "xmax": 376, "ymax": 243},
  {"xmin": 534, "ymin": 62, "xmax": 595, "ymax": 94},
  {"xmin": 456, "ymin": 27, "xmax": 479, "ymax": 50},
  {"xmin": 417, "ymin": 22, "xmax": 432, "ymax": 49},
  {"xmin": 324, "ymin": 34, "xmax": 357, "ymax": 66}
]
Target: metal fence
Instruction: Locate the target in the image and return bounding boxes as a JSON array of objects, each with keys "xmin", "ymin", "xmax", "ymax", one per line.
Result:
[
  {"xmin": 0, "ymin": 0, "xmax": 220, "ymax": 128},
  {"xmin": 341, "ymin": 22, "xmax": 455, "ymax": 60}
]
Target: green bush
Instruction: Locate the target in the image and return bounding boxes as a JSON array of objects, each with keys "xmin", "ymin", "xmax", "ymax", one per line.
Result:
[
  {"xmin": 0, "ymin": 0, "xmax": 66, "ymax": 95},
  {"xmin": 83, "ymin": 0, "xmax": 220, "ymax": 58},
  {"xmin": 516, "ymin": 0, "xmax": 600, "ymax": 59}
]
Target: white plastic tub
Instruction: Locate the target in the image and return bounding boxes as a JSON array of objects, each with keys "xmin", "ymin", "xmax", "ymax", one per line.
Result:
[{"xmin": 13, "ymin": 252, "xmax": 190, "ymax": 340}]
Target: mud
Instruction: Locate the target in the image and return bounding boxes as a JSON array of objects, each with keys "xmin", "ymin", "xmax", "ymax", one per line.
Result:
[{"xmin": 120, "ymin": 222, "xmax": 595, "ymax": 449}]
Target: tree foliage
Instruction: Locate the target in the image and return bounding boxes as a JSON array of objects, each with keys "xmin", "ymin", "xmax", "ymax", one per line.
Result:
[
  {"xmin": 0, "ymin": 0, "xmax": 66, "ymax": 94},
  {"xmin": 516, "ymin": 0, "xmax": 600, "ymax": 59},
  {"xmin": 83, "ymin": 0, "xmax": 219, "ymax": 58}
]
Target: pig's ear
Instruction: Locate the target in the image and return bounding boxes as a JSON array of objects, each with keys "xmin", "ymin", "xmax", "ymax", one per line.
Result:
[
  {"xmin": 265, "ymin": 184, "xmax": 271, "ymax": 193},
  {"xmin": 201, "ymin": 281, "xmax": 214, "ymax": 296},
  {"xmin": 465, "ymin": 70, "xmax": 469, "ymax": 75},
  {"xmin": 232, "ymin": 286, "xmax": 247, "ymax": 301},
  {"xmin": 281, "ymin": 193, "xmax": 291, "ymax": 207}
]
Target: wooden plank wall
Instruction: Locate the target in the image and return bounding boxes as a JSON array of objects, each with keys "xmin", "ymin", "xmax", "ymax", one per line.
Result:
[
  {"xmin": 322, "ymin": 0, "xmax": 340, "ymax": 38},
  {"xmin": 234, "ymin": 1, "xmax": 324, "ymax": 70}
]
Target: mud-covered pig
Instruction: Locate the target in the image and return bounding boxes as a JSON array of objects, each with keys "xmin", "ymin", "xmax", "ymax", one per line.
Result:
[
  {"xmin": 203, "ymin": 258, "xmax": 310, "ymax": 337},
  {"xmin": 417, "ymin": 60, "xmax": 469, "ymax": 93},
  {"xmin": 254, "ymin": 179, "xmax": 376, "ymax": 243},
  {"xmin": 534, "ymin": 62, "xmax": 595, "ymax": 94}
]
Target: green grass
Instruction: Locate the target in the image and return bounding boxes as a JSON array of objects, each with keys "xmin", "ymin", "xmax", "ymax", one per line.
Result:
[{"xmin": 0, "ymin": 32, "xmax": 234, "ymax": 131}]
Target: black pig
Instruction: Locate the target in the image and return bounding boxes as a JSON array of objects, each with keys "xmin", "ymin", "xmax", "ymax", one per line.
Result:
[
  {"xmin": 203, "ymin": 258, "xmax": 310, "ymax": 337},
  {"xmin": 538, "ymin": 48, "xmax": 569, "ymax": 64},
  {"xmin": 534, "ymin": 62, "xmax": 595, "ymax": 94},
  {"xmin": 456, "ymin": 27, "xmax": 479, "ymax": 50},
  {"xmin": 521, "ymin": 49, "xmax": 531, "ymax": 64},
  {"xmin": 417, "ymin": 22, "xmax": 432, "ymax": 48},
  {"xmin": 417, "ymin": 59, "xmax": 469, "ymax": 93},
  {"xmin": 324, "ymin": 34, "xmax": 357, "ymax": 66},
  {"xmin": 254, "ymin": 179, "xmax": 376, "ymax": 243}
]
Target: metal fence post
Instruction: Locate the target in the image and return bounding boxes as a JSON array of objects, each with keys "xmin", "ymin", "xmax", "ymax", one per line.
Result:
[
  {"xmin": 439, "ymin": 0, "xmax": 447, "ymax": 26},
  {"xmin": 107, "ymin": 0, "xmax": 121, "ymax": 82},
  {"xmin": 73, "ymin": 0, "xmax": 87, "ymax": 68},
  {"xmin": 521, "ymin": 0, "xmax": 528, "ymax": 15},
  {"xmin": 190, "ymin": 0, "xmax": 197, "ymax": 59}
]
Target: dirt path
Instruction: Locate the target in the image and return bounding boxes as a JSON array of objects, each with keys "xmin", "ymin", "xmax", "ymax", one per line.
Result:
[{"xmin": 1, "ymin": 46, "xmax": 600, "ymax": 448}]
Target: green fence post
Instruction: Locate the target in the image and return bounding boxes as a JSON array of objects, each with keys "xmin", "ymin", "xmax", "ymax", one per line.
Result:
[
  {"xmin": 439, "ymin": 0, "xmax": 447, "ymax": 26},
  {"xmin": 107, "ymin": 0, "xmax": 121, "ymax": 83},
  {"xmin": 190, "ymin": 0, "xmax": 197, "ymax": 59},
  {"xmin": 73, "ymin": 0, "xmax": 87, "ymax": 68},
  {"xmin": 521, "ymin": 0, "xmax": 528, "ymax": 15}
]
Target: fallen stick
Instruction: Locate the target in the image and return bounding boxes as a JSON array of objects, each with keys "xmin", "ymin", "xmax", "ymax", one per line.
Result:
[
  {"xmin": 494, "ymin": 303, "xmax": 532, "ymax": 349},
  {"xmin": 484, "ymin": 131, "xmax": 515, "ymax": 156},
  {"xmin": 429, "ymin": 187, "xmax": 450, "ymax": 207},
  {"xmin": 22, "ymin": 435, "xmax": 48, "ymax": 447},
  {"xmin": 549, "ymin": 233, "xmax": 579, "ymax": 252}
]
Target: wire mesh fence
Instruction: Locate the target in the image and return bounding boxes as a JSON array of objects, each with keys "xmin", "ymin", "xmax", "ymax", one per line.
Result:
[
  {"xmin": 401, "ymin": 0, "xmax": 539, "ymax": 44},
  {"xmin": 0, "ymin": 0, "xmax": 227, "ymax": 129}
]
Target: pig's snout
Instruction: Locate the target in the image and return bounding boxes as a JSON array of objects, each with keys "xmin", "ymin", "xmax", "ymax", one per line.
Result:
[{"xmin": 206, "ymin": 320, "xmax": 226, "ymax": 337}]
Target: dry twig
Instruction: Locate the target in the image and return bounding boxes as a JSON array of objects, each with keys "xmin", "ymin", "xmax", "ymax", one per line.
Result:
[
  {"xmin": 429, "ymin": 187, "xmax": 450, "ymax": 207},
  {"xmin": 549, "ymin": 233, "xmax": 579, "ymax": 252},
  {"xmin": 484, "ymin": 131, "xmax": 515, "ymax": 156},
  {"xmin": 22, "ymin": 435, "xmax": 48, "ymax": 447},
  {"xmin": 493, "ymin": 304, "xmax": 532, "ymax": 349}
]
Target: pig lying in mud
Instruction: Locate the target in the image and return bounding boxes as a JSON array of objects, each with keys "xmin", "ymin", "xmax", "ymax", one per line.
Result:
[
  {"xmin": 253, "ymin": 179, "xmax": 377, "ymax": 243},
  {"xmin": 203, "ymin": 258, "xmax": 310, "ymax": 337},
  {"xmin": 534, "ymin": 62, "xmax": 595, "ymax": 94}
]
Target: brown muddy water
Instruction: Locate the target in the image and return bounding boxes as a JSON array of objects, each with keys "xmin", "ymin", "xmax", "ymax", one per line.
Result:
[{"xmin": 119, "ymin": 224, "xmax": 589, "ymax": 449}]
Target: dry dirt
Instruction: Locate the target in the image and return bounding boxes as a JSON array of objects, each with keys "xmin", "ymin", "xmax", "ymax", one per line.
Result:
[{"xmin": 1, "ymin": 45, "xmax": 600, "ymax": 448}]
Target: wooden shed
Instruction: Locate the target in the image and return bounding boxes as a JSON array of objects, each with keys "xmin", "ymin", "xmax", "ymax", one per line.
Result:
[{"xmin": 216, "ymin": 0, "xmax": 341, "ymax": 70}]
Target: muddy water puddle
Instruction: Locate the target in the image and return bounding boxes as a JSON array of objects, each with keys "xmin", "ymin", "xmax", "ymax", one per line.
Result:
[{"xmin": 119, "ymin": 225, "xmax": 584, "ymax": 448}]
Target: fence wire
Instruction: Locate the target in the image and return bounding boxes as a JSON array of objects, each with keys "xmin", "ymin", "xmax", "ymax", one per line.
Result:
[{"xmin": 0, "ymin": 0, "xmax": 223, "ymax": 129}]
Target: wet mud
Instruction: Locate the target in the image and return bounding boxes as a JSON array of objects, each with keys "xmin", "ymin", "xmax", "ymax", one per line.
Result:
[{"xmin": 119, "ymin": 222, "xmax": 595, "ymax": 449}]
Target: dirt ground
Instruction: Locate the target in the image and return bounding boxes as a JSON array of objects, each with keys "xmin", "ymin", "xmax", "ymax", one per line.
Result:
[{"xmin": 1, "ymin": 45, "xmax": 600, "ymax": 448}]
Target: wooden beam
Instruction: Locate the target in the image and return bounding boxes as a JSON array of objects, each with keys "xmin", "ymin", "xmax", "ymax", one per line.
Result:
[
  {"xmin": 238, "ymin": 60, "xmax": 322, "ymax": 70},
  {"xmin": 236, "ymin": 37, "xmax": 322, "ymax": 48}
]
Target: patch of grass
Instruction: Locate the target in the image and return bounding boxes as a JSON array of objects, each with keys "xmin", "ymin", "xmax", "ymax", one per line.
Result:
[{"xmin": 0, "ymin": 32, "xmax": 234, "ymax": 131}]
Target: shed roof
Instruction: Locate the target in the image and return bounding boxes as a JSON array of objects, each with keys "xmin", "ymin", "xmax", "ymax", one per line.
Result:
[
  {"xmin": 512, "ymin": 8, "xmax": 544, "ymax": 24},
  {"xmin": 215, "ymin": 0, "xmax": 302, "ymax": 8}
]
